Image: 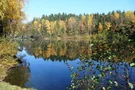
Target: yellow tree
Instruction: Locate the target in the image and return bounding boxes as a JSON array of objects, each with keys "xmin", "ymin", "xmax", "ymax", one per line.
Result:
[
  {"xmin": 45, "ymin": 20, "xmax": 51, "ymax": 35},
  {"xmin": 37, "ymin": 23, "xmax": 44, "ymax": 37},
  {"xmin": 45, "ymin": 20, "xmax": 56, "ymax": 38},
  {"xmin": 33, "ymin": 20, "xmax": 41, "ymax": 36},
  {"xmin": 81, "ymin": 15, "xmax": 86, "ymax": 24},
  {"xmin": 58, "ymin": 20, "xmax": 66, "ymax": 36},
  {"xmin": 68, "ymin": 17, "xmax": 77, "ymax": 35},
  {"xmin": 105, "ymin": 22, "xmax": 111, "ymax": 30},
  {"xmin": 113, "ymin": 12, "xmax": 119, "ymax": 20},
  {"xmin": 6, "ymin": 0, "xmax": 25, "ymax": 20},
  {"xmin": 111, "ymin": 12, "xmax": 120, "ymax": 26},
  {"xmin": 33, "ymin": 20, "xmax": 39, "ymax": 30},
  {"xmin": 124, "ymin": 11, "xmax": 135, "ymax": 22},
  {"xmin": 87, "ymin": 14, "xmax": 94, "ymax": 35},
  {"xmin": 41, "ymin": 19, "xmax": 45, "ymax": 30},
  {"xmin": 50, "ymin": 21, "xmax": 56, "ymax": 35},
  {"xmin": 0, "ymin": 0, "xmax": 7, "ymax": 20},
  {"xmin": 98, "ymin": 23, "xmax": 103, "ymax": 32},
  {"xmin": 0, "ymin": 0, "xmax": 25, "ymax": 36},
  {"xmin": 79, "ymin": 15, "xmax": 86, "ymax": 34},
  {"xmin": 40, "ymin": 18, "xmax": 49, "ymax": 35},
  {"xmin": 38, "ymin": 23, "xmax": 42, "ymax": 31}
]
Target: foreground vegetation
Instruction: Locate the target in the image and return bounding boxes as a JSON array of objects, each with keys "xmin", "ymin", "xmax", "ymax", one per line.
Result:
[
  {"xmin": 0, "ymin": 38, "xmax": 18, "ymax": 80},
  {"xmin": 0, "ymin": 38, "xmax": 32, "ymax": 90},
  {"xmin": 0, "ymin": 82, "xmax": 32, "ymax": 90},
  {"xmin": 0, "ymin": 0, "xmax": 34, "ymax": 89}
]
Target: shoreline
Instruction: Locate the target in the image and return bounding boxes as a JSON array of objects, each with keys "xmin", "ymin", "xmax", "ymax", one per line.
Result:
[{"xmin": 0, "ymin": 38, "xmax": 32, "ymax": 90}]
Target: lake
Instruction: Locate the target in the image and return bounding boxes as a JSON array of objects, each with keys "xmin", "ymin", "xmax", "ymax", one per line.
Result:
[{"xmin": 4, "ymin": 39, "xmax": 135, "ymax": 90}]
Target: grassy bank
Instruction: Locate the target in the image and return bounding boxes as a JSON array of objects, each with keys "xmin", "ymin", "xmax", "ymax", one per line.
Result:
[
  {"xmin": 0, "ymin": 38, "xmax": 18, "ymax": 80},
  {"xmin": 0, "ymin": 38, "xmax": 32, "ymax": 90},
  {"xmin": 0, "ymin": 82, "xmax": 32, "ymax": 90}
]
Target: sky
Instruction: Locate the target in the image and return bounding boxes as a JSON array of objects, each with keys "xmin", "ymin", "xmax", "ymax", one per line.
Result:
[{"xmin": 23, "ymin": 0, "xmax": 135, "ymax": 22}]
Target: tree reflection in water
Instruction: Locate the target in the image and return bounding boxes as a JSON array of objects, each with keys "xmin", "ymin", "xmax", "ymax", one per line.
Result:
[
  {"xmin": 4, "ymin": 54, "xmax": 31, "ymax": 88},
  {"xmin": 5, "ymin": 35, "xmax": 135, "ymax": 89}
]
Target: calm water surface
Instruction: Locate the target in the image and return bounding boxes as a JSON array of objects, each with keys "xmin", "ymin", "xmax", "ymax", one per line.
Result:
[{"xmin": 4, "ymin": 40, "xmax": 135, "ymax": 90}]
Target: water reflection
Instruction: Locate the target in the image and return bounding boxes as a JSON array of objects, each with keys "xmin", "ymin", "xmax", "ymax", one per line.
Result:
[
  {"xmin": 4, "ymin": 62, "xmax": 30, "ymax": 87},
  {"xmin": 4, "ymin": 39, "xmax": 135, "ymax": 90},
  {"xmin": 4, "ymin": 50, "xmax": 30, "ymax": 87},
  {"xmin": 21, "ymin": 39, "xmax": 135, "ymax": 62}
]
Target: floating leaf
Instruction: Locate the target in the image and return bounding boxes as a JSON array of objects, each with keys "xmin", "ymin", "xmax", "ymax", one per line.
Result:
[
  {"xmin": 72, "ymin": 85, "xmax": 75, "ymax": 89},
  {"xmin": 114, "ymin": 81, "xmax": 118, "ymax": 87},
  {"xmin": 128, "ymin": 82, "xmax": 134, "ymax": 89},
  {"xmin": 109, "ymin": 80, "xmax": 113, "ymax": 84},
  {"xmin": 77, "ymin": 67, "xmax": 82, "ymax": 71},
  {"xmin": 102, "ymin": 87, "xmax": 106, "ymax": 90},
  {"xmin": 130, "ymin": 63, "xmax": 135, "ymax": 67},
  {"xmin": 107, "ymin": 86, "xmax": 111, "ymax": 90},
  {"xmin": 98, "ymin": 74, "xmax": 102, "ymax": 78}
]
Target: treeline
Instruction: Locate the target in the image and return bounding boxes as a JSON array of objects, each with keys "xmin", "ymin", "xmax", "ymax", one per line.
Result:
[{"xmin": 24, "ymin": 10, "xmax": 135, "ymax": 38}]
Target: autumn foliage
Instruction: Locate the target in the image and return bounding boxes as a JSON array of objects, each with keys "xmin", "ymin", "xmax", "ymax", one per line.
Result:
[
  {"xmin": 0, "ymin": 0, "xmax": 25, "ymax": 37},
  {"xmin": 26, "ymin": 11, "xmax": 135, "ymax": 38}
]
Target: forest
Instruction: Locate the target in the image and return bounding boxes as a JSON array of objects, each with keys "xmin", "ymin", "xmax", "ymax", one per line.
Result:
[{"xmin": 18, "ymin": 10, "xmax": 135, "ymax": 40}]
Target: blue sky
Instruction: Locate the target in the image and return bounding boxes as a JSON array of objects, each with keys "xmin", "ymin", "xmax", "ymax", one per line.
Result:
[{"xmin": 23, "ymin": 0, "xmax": 135, "ymax": 22}]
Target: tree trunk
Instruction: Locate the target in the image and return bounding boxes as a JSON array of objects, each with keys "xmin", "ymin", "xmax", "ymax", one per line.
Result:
[{"xmin": 0, "ymin": 20, "xmax": 3, "ymax": 36}]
